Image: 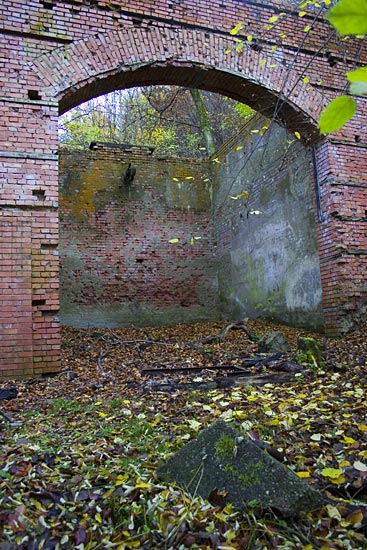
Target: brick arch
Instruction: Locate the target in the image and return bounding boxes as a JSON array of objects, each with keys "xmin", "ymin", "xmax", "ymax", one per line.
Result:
[
  {"xmin": 2, "ymin": 0, "xmax": 367, "ymax": 379},
  {"xmin": 32, "ymin": 26, "xmax": 324, "ymax": 144}
]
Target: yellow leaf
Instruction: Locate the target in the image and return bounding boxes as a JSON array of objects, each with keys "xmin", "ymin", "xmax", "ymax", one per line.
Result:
[
  {"xmin": 233, "ymin": 410, "xmax": 247, "ymax": 420},
  {"xmin": 271, "ymin": 45, "xmax": 277, "ymax": 52},
  {"xmin": 246, "ymin": 394, "xmax": 258, "ymax": 402},
  {"xmin": 168, "ymin": 238, "xmax": 179, "ymax": 244},
  {"xmin": 190, "ymin": 237, "xmax": 194, "ymax": 245},
  {"xmin": 225, "ymin": 48, "xmax": 232, "ymax": 54},
  {"xmin": 230, "ymin": 23, "xmax": 243, "ymax": 35},
  {"xmin": 226, "ymin": 529, "xmax": 237, "ymax": 542},
  {"xmin": 251, "ymin": 129, "xmax": 259, "ymax": 133},
  {"xmin": 185, "ymin": 176, "xmax": 194, "ymax": 180},
  {"xmin": 235, "ymin": 42, "xmax": 244, "ymax": 53},
  {"xmin": 95, "ymin": 512, "xmax": 102, "ymax": 523},
  {"xmin": 268, "ymin": 419, "xmax": 280, "ymax": 426},
  {"xmin": 270, "ymin": 63, "xmax": 277, "ymax": 68},
  {"xmin": 340, "ymin": 435, "xmax": 356, "ymax": 445},
  {"xmin": 338, "ymin": 460, "xmax": 350, "ymax": 467},
  {"xmin": 303, "ymin": 77, "xmax": 310, "ymax": 83},
  {"xmin": 115, "ymin": 474, "xmax": 129, "ymax": 486},
  {"xmin": 223, "ymin": 503, "xmax": 234, "ymax": 515},
  {"xmin": 279, "ymin": 33, "xmax": 287, "ymax": 39},
  {"xmin": 259, "ymin": 59, "xmax": 266, "ymax": 66},
  {"xmin": 172, "ymin": 177, "xmax": 179, "ymax": 181},
  {"xmin": 235, "ymin": 146, "xmax": 243, "ymax": 151},
  {"xmin": 294, "ymin": 131, "xmax": 301, "ymax": 139},
  {"xmin": 296, "ymin": 471, "xmax": 310, "ymax": 478},
  {"xmin": 98, "ymin": 411, "xmax": 108, "ymax": 418},
  {"xmin": 321, "ymin": 467, "xmax": 344, "ymax": 479},
  {"xmin": 326, "ymin": 504, "xmax": 342, "ymax": 520},
  {"xmin": 247, "ymin": 35, "xmax": 253, "ymax": 42},
  {"xmin": 298, "ymin": 11, "xmax": 307, "ymax": 17},
  {"xmin": 302, "ymin": 545, "xmax": 313, "ymax": 550},
  {"xmin": 321, "ymin": 468, "xmax": 345, "ymax": 485},
  {"xmin": 303, "ymin": 25, "xmax": 311, "ymax": 32},
  {"xmin": 135, "ymin": 482, "xmax": 152, "ymax": 489},
  {"xmin": 358, "ymin": 424, "xmax": 367, "ymax": 432},
  {"xmin": 269, "ymin": 15, "xmax": 279, "ymax": 23},
  {"xmin": 94, "ymin": 401, "xmax": 102, "ymax": 406}
]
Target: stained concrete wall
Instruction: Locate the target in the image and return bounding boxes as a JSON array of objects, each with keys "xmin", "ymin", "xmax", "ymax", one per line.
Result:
[
  {"xmin": 59, "ymin": 145, "xmax": 219, "ymax": 327},
  {"xmin": 213, "ymin": 115, "xmax": 324, "ymax": 329}
]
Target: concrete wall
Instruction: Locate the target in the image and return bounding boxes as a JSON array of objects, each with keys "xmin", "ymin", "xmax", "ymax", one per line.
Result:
[
  {"xmin": 59, "ymin": 145, "xmax": 219, "ymax": 327},
  {"xmin": 213, "ymin": 115, "xmax": 324, "ymax": 329}
]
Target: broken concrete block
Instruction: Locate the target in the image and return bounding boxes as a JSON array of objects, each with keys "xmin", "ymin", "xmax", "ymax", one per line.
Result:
[
  {"xmin": 158, "ymin": 420, "xmax": 323, "ymax": 517},
  {"xmin": 258, "ymin": 331, "xmax": 290, "ymax": 353}
]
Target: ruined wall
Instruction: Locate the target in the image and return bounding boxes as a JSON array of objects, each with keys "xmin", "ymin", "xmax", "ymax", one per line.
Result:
[
  {"xmin": 59, "ymin": 119, "xmax": 323, "ymax": 331},
  {"xmin": 59, "ymin": 145, "xmax": 219, "ymax": 327},
  {"xmin": 213, "ymin": 114, "xmax": 324, "ymax": 329}
]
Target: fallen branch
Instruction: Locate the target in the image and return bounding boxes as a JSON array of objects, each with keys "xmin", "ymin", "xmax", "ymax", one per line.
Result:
[
  {"xmin": 199, "ymin": 320, "xmax": 256, "ymax": 344},
  {"xmin": 143, "ymin": 370, "xmax": 307, "ymax": 393}
]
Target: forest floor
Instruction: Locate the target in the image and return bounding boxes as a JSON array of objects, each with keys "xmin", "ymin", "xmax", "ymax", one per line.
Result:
[{"xmin": 1, "ymin": 318, "xmax": 367, "ymax": 550}]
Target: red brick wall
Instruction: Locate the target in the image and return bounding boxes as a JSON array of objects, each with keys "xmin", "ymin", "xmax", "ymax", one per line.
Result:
[
  {"xmin": 59, "ymin": 146, "xmax": 218, "ymax": 327},
  {"xmin": 1, "ymin": 0, "xmax": 367, "ymax": 376}
]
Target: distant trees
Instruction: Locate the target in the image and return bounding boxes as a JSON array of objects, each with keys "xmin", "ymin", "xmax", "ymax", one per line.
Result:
[{"xmin": 59, "ymin": 86, "xmax": 254, "ymax": 157}]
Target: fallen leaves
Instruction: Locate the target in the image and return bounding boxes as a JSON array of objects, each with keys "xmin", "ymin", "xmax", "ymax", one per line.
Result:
[{"xmin": 1, "ymin": 319, "xmax": 367, "ymax": 548}]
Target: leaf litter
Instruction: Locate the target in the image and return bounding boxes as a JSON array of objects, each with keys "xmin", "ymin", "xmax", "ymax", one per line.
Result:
[{"xmin": 1, "ymin": 319, "xmax": 367, "ymax": 549}]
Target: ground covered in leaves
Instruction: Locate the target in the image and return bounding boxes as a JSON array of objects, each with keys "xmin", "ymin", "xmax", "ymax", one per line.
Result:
[{"xmin": 1, "ymin": 319, "xmax": 367, "ymax": 550}]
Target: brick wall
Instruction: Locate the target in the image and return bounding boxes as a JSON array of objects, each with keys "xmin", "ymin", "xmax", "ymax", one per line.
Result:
[
  {"xmin": 1, "ymin": 0, "xmax": 367, "ymax": 376},
  {"xmin": 59, "ymin": 145, "xmax": 219, "ymax": 327}
]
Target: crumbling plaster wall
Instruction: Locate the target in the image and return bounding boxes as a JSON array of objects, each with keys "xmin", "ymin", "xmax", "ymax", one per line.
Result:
[{"xmin": 213, "ymin": 115, "xmax": 324, "ymax": 329}]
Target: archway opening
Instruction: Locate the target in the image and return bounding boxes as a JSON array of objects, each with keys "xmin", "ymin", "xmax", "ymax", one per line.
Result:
[{"xmin": 58, "ymin": 84, "xmax": 324, "ymax": 331}]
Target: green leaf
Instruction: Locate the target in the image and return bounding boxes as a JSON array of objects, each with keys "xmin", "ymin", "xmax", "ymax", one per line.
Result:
[
  {"xmin": 318, "ymin": 95, "xmax": 357, "ymax": 133},
  {"xmin": 326, "ymin": 0, "xmax": 367, "ymax": 36},
  {"xmin": 347, "ymin": 66, "xmax": 367, "ymax": 83},
  {"xmin": 349, "ymin": 81, "xmax": 367, "ymax": 96}
]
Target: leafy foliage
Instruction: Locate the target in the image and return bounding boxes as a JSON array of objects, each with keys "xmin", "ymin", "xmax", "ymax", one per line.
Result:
[
  {"xmin": 59, "ymin": 87, "xmax": 254, "ymax": 157},
  {"xmin": 318, "ymin": 95, "xmax": 357, "ymax": 133},
  {"xmin": 326, "ymin": 0, "xmax": 367, "ymax": 35},
  {"xmin": 319, "ymin": 0, "xmax": 367, "ymax": 133},
  {"xmin": 1, "ymin": 320, "xmax": 367, "ymax": 549}
]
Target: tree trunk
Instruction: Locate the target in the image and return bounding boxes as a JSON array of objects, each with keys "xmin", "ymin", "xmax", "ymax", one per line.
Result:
[{"xmin": 189, "ymin": 89, "xmax": 216, "ymax": 156}]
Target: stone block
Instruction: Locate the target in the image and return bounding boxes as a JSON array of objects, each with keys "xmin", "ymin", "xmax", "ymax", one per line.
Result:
[{"xmin": 158, "ymin": 420, "xmax": 323, "ymax": 517}]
